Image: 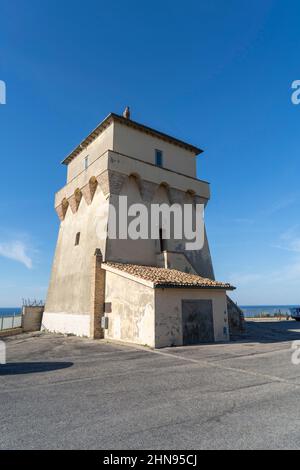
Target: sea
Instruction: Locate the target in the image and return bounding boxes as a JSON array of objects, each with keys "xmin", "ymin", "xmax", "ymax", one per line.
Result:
[
  {"xmin": 240, "ymin": 305, "xmax": 300, "ymax": 318},
  {"xmin": 1, "ymin": 306, "xmax": 299, "ymax": 318},
  {"xmin": 0, "ymin": 308, "xmax": 22, "ymax": 317}
]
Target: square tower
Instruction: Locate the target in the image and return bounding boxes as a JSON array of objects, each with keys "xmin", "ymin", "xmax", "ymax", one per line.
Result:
[{"xmin": 44, "ymin": 112, "xmax": 235, "ymax": 346}]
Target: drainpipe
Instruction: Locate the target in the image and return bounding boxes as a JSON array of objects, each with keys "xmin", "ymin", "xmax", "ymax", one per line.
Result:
[{"xmin": 90, "ymin": 249, "xmax": 105, "ymax": 339}]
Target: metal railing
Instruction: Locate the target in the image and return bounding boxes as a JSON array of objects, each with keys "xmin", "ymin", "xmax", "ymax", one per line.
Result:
[{"xmin": 0, "ymin": 313, "xmax": 22, "ymax": 331}]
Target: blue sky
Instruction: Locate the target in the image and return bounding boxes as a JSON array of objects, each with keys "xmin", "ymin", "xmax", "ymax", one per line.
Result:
[{"xmin": 1, "ymin": 0, "xmax": 300, "ymax": 306}]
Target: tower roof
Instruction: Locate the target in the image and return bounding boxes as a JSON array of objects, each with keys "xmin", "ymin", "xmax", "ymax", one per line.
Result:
[{"xmin": 62, "ymin": 113, "xmax": 203, "ymax": 165}]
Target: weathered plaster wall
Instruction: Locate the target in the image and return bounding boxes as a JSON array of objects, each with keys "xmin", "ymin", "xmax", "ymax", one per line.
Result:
[
  {"xmin": 44, "ymin": 185, "xmax": 108, "ymax": 335},
  {"xmin": 155, "ymin": 288, "xmax": 229, "ymax": 348},
  {"xmin": 104, "ymin": 271, "xmax": 155, "ymax": 347}
]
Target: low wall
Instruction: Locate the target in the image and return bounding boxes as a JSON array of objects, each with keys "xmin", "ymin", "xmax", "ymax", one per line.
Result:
[
  {"xmin": 0, "ymin": 328, "xmax": 23, "ymax": 338},
  {"xmin": 227, "ymin": 296, "xmax": 245, "ymax": 335},
  {"xmin": 22, "ymin": 306, "xmax": 44, "ymax": 332}
]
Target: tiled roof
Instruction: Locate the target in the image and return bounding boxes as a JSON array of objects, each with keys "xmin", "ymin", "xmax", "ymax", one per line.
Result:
[{"xmin": 103, "ymin": 262, "xmax": 235, "ymax": 290}]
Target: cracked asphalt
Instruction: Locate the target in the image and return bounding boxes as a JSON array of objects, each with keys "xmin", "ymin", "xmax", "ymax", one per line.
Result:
[{"xmin": 1, "ymin": 319, "xmax": 300, "ymax": 450}]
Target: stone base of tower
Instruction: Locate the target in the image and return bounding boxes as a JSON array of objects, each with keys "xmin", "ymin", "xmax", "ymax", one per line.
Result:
[
  {"xmin": 43, "ymin": 249, "xmax": 105, "ymax": 339},
  {"xmin": 42, "ymin": 312, "xmax": 90, "ymax": 337}
]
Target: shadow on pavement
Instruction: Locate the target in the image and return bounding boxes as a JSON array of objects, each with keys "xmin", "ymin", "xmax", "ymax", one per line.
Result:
[
  {"xmin": 232, "ymin": 320, "xmax": 300, "ymax": 344},
  {"xmin": 0, "ymin": 362, "xmax": 73, "ymax": 375}
]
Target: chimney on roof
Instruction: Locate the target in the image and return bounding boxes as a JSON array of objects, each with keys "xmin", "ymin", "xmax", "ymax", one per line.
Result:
[{"xmin": 123, "ymin": 106, "xmax": 130, "ymax": 119}]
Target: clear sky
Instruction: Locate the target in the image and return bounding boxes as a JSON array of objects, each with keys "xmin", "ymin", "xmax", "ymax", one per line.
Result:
[{"xmin": 1, "ymin": 0, "xmax": 300, "ymax": 307}]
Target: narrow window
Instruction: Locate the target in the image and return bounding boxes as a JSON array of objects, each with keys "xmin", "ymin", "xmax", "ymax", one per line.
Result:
[
  {"xmin": 75, "ymin": 232, "xmax": 80, "ymax": 246},
  {"xmin": 84, "ymin": 156, "xmax": 89, "ymax": 170},
  {"xmin": 155, "ymin": 150, "xmax": 163, "ymax": 167},
  {"xmin": 159, "ymin": 228, "xmax": 166, "ymax": 252}
]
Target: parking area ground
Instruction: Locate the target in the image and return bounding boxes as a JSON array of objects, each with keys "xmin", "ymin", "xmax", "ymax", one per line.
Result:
[{"xmin": 1, "ymin": 319, "xmax": 300, "ymax": 449}]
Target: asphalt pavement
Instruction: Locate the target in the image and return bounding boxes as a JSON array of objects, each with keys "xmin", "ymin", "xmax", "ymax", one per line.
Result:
[{"xmin": 1, "ymin": 320, "xmax": 300, "ymax": 449}]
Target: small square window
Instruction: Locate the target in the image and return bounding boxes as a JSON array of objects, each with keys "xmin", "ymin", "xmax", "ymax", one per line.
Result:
[
  {"xmin": 84, "ymin": 156, "xmax": 89, "ymax": 170},
  {"xmin": 155, "ymin": 150, "xmax": 163, "ymax": 167}
]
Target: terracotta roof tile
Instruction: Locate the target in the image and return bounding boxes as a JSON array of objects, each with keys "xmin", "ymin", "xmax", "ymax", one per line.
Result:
[{"xmin": 103, "ymin": 262, "xmax": 235, "ymax": 290}]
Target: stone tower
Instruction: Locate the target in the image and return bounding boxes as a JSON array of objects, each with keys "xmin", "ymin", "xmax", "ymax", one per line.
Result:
[{"xmin": 43, "ymin": 112, "xmax": 235, "ymax": 346}]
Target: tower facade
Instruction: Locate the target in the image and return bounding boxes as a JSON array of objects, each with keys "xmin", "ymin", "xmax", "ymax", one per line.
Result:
[{"xmin": 44, "ymin": 112, "xmax": 234, "ymax": 346}]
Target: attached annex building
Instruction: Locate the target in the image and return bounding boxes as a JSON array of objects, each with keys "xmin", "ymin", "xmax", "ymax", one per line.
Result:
[{"xmin": 43, "ymin": 111, "xmax": 236, "ymax": 348}]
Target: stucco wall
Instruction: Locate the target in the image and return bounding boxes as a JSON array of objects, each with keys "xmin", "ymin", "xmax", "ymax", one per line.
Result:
[
  {"xmin": 155, "ymin": 288, "xmax": 229, "ymax": 348},
  {"xmin": 46, "ymin": 117, "xmax": 218, "ymax": 340},
  {"xmin": 46, "ymin": 171, "xmax": 215, "ymax": 337},
  {"xmin": 105, "ymin": 174, "xmax": 214, "ymax": 278},
  {"xmin": 104, "ymin": 271, "xmax": 155, "ymax": 347},
  {"xmin": 112, "ymin": 121, "xmax": 197, "ymax": 178},
  {"xmin": 45, "ymin": 185, "xmax": 107, "ymax": 318},
  {"xmin": 56, "ymin": 152, "xmax": 109, "ymax": 205},
  {"xmin": 65, "ymin": 119, "xmax": 200, "ymax": 185},
  {"xmin": 67, "ymin": 121, "xmax": 114, "ymax": 183},
  {"xmin": 107, "ymin": 150, "xmax": 208, "ymax": 197},
  {"xmin": 105, "ymin": 176, "xmax": 158, "ymax": 265}
]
